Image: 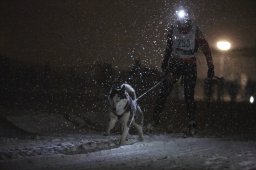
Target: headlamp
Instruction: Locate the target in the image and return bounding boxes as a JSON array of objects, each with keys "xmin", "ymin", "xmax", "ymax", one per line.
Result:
[
  {"xmin": 175, "ymin": 8, "xmax": 189, "ymax": 23},
  {"xmin": 176, "ymin": 10, "xmax": 187, "ymax": 19}
]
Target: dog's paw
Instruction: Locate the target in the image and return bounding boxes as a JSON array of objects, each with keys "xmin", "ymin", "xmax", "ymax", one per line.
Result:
[
  {"xmin": 119, "ymin": 140, "xmax": 127, "ymax": 145},
  {"xmin": 138, "ymin": 136, "xmax": 144, "ymax": 142},
  {"xmin": 119, "ymin": 142, "xmax": 126, "ymax": 146}
]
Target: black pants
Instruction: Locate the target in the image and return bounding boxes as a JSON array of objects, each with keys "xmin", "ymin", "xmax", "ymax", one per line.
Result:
[{"xmin": 153, "ymin": 60, "xmax": 197, "ymax": 125}]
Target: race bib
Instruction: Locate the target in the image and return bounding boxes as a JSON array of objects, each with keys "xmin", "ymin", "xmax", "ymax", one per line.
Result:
[{"xmin": 172, "ymin": 26, "xmax": 196, "ymax": 57}]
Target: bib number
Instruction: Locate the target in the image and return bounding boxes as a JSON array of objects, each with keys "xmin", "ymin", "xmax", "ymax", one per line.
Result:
[{"xmin": 177, "ymin": 39, "xmax": 190, "ymax": 48}]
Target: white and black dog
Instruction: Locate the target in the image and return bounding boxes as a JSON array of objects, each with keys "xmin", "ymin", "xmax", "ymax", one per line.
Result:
[{"xmin": 106, "ymin": 83, "xmax": 144, "ymax": 145}]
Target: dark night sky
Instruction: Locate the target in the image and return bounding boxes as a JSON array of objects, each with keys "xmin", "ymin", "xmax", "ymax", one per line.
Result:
[{"xmin": 1, "ymin": 0, "xmax": 256, "ymax": 68}]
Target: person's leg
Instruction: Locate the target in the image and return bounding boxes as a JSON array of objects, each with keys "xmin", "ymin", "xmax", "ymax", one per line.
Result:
[
  {"xmin": 153, "ymin": 79, "xmax": 172, "ymax": 125},
  {"xmin": 184, "ymin": 63, "xmax": 197, "ymax": 135},
  {"xmin": 152, "ymin": 59, "xmax": 181, "ymax": 126},
  {"xmin": 153, "ymin": 71, "xmax": 181, "ymax": 125}
]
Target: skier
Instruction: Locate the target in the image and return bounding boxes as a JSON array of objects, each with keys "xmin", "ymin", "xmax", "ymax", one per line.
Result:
[{"xmin": 151, "ymin": 7, "xmax": 215, "ymax": 136}]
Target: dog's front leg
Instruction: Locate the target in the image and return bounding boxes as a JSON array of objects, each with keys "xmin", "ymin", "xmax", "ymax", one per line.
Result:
[
  {"xmin": 120, "ymin": 112, "xmax": 130, "ymax": 145},
  {"xmin": 105, "ymin": 112, "xmax": 118, "ymax": 136}
]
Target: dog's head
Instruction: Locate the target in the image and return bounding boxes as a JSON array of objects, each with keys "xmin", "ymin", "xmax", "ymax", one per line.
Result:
[
  {"xmin": 108, "ymin": 85, "xmax": 129, "ymax": 115},
  {"xmin": 109, "ymin": 85, "xmax": 127, "ymax": 103}
]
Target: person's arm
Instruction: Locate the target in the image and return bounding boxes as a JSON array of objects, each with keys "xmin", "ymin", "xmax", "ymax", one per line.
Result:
[
  {"xmin": 161, "ymin": 26, "xmax": 174, "ymax": 72},
  {"xmin": 197, "ymin": 27, "xmax": 214, "ymax": 78}
]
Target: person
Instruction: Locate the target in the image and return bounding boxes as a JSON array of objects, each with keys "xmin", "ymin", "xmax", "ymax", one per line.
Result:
[{"xmin": 152, "ymin": 8, "xmax": 215, "ymax": 136}]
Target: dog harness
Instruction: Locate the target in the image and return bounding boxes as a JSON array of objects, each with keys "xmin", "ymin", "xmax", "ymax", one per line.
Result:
[
  {"xmin": 112, "ymin": 101, "xmax": 129, "ymax": 119},
  {"xmin": 112, "ymin": 94, "xmax": 137, "ymax": 121}
]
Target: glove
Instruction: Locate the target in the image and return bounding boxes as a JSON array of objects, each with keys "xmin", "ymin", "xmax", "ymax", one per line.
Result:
[{"xmin": 207, "ymin": 67, "xmax": 214, "ymax": 79}]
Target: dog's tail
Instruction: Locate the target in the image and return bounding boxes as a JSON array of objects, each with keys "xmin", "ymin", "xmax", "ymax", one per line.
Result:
[
  {"xmin": 136, "ymin": 105, "xmax": 144, "ymax": 126},
  {"xmin": 121, "ymin": 83, "xmax": 137, "ymax": 100}
]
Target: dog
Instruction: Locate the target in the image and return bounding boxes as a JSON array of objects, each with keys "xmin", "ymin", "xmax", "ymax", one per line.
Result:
[{"xmin": 105, "ymin": 83, "xmax": 144, "ymax": 145}]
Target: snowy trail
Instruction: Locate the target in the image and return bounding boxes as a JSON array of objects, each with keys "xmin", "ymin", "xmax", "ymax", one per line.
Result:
[{"xmin": 1, "ymin": 134, "xmax": 256, "ymax": 170}]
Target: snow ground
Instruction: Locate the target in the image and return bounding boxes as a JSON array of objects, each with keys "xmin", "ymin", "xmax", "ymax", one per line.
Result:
[
  {"xmin": 1, "ymin": 102, "xmax": 256, "ymax": 170},
  {"xmin": 1, "ymin": 133, "xmax": 256, "ymax": 170}
]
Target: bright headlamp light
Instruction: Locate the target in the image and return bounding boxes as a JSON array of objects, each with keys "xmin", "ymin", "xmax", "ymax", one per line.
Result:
[
  {"xmin": 176, "ymin": 10, "xmax": 187, "ymax": 19},
  {"xmin": 175, "ymin": 9, "xmax": 189, "ymax": 22}
]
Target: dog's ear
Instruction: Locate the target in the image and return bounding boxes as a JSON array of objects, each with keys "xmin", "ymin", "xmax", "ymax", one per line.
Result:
[
  {"xmin": 109, "ymin": 86, "xmax": 117, "ymax": 98},
  {"xmin": 121, "ymin": 85, "xmax": 126, "ymax": 92}
]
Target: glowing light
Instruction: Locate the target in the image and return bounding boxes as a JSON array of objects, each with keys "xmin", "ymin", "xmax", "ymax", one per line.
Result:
[
  {"xmin": 250, "ymin": 96, "xmax": 254, "ymax": 104},
  {"xmin": 177, "ymin": 10, "xmax": 186, "ymax": 19},
  {"xmin": 217, "ymin": 41, "xmax": 231, "ymax": 51}
]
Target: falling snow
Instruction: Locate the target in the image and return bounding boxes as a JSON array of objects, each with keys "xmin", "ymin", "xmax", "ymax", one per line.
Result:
[{"xmin": 0, "ymin": 0, "xmax": 256, "ymax": 170}]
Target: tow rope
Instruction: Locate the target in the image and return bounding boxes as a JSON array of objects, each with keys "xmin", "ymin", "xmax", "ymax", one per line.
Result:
[{"xmin": 135, "ymin": 73, "xmax": 170, "ymax": 102}]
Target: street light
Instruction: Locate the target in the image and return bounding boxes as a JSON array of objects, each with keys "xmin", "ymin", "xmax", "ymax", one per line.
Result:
[
  {"xmin": 217, "ymin": 41, "xmax": 231, "ymax": 51},
  {"xmin": 217, "ymin": 40, "xmax": 231, "ymax": 76},
  {"xmin": 216, "ymin": 40, "xmax": 231, "ymax": 101},
  {"xmin": 250, "ymin": 96, "xmax": 254, "ymax": 104}
]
